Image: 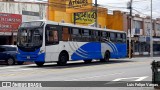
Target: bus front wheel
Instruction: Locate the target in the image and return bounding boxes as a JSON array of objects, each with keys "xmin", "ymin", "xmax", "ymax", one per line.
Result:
[
  {"xmin": 35, "ymin": 62, "xmax": 44, "ymax": 67},
  {"xmin": 100, "ymin": 51, "xmax": 110, "ymax": 62},
  {"xmin": 57, "ymin": 52, "xmax": 68, "ymax": 66}
]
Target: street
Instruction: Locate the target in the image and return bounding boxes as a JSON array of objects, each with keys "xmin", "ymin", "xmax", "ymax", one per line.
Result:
[{"xmin": 0, "ymin": 57, "xmax": 159, "ymax": 90}]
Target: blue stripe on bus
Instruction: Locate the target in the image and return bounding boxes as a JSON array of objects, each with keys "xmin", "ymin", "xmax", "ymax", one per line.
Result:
[
  {"xmin": 17, "ymin": 48, "xmax": 45, "ymax": 62},
  {"xmin": 71, "ymin": 42, "xmax": 102, "ymax": 60},
  {"xmin": 71, "ymin": 42, "xmax": 127, "ymax": 60}
]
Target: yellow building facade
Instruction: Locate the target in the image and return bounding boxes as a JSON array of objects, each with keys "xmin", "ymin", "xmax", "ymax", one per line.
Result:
[
  {"xmin": 106, "ymin": 11, "xmax": 125, "ymax": 31},
  {"xmin": 48, "ymin": 0, "xmax": 126, "ymax": 31}
]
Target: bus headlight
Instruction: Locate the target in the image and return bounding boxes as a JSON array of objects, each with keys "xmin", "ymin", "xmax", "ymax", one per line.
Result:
[
  {"xmin": 16, "ymin": 50, "xmax": 20, "ymax": 54},
  {"xmin": 39, "ymin": 50, "xmax": 44, "ymax": 55}
]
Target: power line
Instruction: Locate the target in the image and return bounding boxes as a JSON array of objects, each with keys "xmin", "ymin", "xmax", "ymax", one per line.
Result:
[{"xmin": 132, "ymin": 8, "xmax": 149, "ymax": 16}]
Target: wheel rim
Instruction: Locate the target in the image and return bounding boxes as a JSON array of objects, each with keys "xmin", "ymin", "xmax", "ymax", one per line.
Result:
[
  {"xmin": 105, "ymin": 53, "xmax": 109, "ymax": 61},
  {"xmin": 61, "ymin": 54, "xmax": 66, "ymax": 63},
  {"xmin": 8, "ymin": 58, "xmax": 14, "ymax": 65}
]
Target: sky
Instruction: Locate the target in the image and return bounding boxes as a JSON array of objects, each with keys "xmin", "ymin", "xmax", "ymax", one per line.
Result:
[{"xmin": 92, "ymin": 0, "xmax": 160, "ymax": 18}]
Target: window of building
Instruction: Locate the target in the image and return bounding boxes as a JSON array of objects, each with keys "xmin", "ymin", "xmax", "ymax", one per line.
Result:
[
  {"xmin": 156, "ymin": 24, "xmax": 160, "ymax": 31},
  {"xmin": 134, "ymin": 20, "xmax": 142, "ymax": 29}
]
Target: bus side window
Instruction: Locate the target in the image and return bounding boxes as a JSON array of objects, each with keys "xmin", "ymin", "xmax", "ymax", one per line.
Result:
[
  {"xmin": 71, "ymin": 28, "xmax": 81, "ymax": 41},
  {"xmin": 117, "ymin": 33, "xmax": 123, "ymax": 43},
  {"xmin": 45, "ymin": 25, "xmax": 59, "ymax": 45},
  {"xmin": 62, "ymin": 27, "xmax": 70, "ymax": 41},
  {"xmin": 110, "ymin": 33, "xmax": 116, "ymax": 42},
  {"xmin": 82, "ymin": 29, "xmax": 90, "ymax": 42},
  {"xmin": 101, "ymin": 31, "xmax": 107, "ymax": 42},
  {"xmin": 122, "ymin": 34, "xmax": 126, "ymax": 43},
  {"xmin": 92, "ymin": 31, "xmax": 100, "ymax": 42}
]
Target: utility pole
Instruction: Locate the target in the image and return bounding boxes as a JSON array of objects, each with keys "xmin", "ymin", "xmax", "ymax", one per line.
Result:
[
  {"xmin": 150, "ymin": 0, "xmax": 153, "ymax": 57},
  {"xmin": 127, "ymin": 0, "xmax": 133, "ymax": 59},
  {"xmin": 73, "ymin": 13, "xmax": 76, "ymax": 25},
  {"xmin": 95, "ymin": 0, "xmax": 98, "ymax": 27}
]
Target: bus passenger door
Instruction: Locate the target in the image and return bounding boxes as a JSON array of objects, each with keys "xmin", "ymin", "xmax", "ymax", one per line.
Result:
[{"xmin": 45, "ymin": 25, "xmax": 59, "ymax": 62}]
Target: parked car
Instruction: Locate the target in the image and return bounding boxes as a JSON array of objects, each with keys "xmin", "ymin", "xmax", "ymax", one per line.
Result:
[{"xmin": 0, "ymin": 45, "xmax": 17, "ymax": 65}]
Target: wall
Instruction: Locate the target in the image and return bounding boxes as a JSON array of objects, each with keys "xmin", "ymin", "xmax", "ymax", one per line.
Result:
[
  {"xmin": 106, "ymin": 11, "xmax": 124, "ymax": 31},
  {"xmin": 143, "ymin": 18, "xmax": 154, "ymax": 36},
  {"xmin": 154, "ymin": 19, "xmax": 160, "ymax": 37}
]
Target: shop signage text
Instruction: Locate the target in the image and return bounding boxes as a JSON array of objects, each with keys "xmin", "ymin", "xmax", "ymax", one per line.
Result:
[
  {"xmin": 73, "ymin": 11, "xmax": 95, "ymax": 24},
  {"xmin": 68, "ymin": 0, "xmax": 88, "ymax": 8},
  {"xmin": 0, "ymin": 13, "xmax": 22, "ymax": 32}
]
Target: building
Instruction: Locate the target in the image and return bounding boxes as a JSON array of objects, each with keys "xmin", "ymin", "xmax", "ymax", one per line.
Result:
[
  {"xmin": 0, "ymin": 1, "xmax": 47, "ymax": 45},
  {"xmin": 153, "ymin": 18, "xmax": 160, "ymax": 55},
  {"xmin": 128, "ymin": 14, "xmax": 160, "ymax": 56}
]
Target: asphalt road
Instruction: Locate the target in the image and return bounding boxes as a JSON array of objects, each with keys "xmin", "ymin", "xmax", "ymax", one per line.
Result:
[{"xmin": 0, "ymin": 57, "xmax": 159, "ymax": 90}]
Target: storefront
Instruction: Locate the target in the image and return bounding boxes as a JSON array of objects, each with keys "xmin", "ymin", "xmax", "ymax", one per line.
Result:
[
  {"xmin": 0, "ymin": 12, "xmax": 22, "ymax": 45},
  {"xmin": 133, "ymin": 36, "xmax": 150, "ymax": 56},
  {"xmin": 153, "ymin": 37, "xmax": 160, "ymax": 55},
  {"xmin": 133, "ymin": 36, "xmax": 160, "ymax": 56}
]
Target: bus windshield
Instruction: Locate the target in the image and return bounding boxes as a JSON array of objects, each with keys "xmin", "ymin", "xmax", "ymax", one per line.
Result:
[{"xmin": 17, "ymin": 21, "xmax": 44, "ymax": 49}]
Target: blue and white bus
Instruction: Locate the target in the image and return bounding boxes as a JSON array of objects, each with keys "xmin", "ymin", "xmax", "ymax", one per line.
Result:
[{"xmin": 16, "ymin": 20, "xmax": 127, "ymax": 66}]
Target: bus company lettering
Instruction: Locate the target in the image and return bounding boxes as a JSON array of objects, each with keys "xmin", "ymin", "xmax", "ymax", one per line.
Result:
[{"xmin": 68, "ymin": 0, "xmax": 88, "ymax": 8}]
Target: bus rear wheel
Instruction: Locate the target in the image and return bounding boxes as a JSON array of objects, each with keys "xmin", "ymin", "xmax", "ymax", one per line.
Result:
[
  {"xmin": 35, "ymin": 62, "xmax": 44, "ymax": 67},
  {"xmin": 83, "ymin": 59, "xmax": 92, "ymax": 63},
  {"xmin": 57, "ymin": 52, "xmax": 68, "ymax": 66},
  {"xmin": 100, "ymin": 51, "xmax": 110, "ymax": 62}
]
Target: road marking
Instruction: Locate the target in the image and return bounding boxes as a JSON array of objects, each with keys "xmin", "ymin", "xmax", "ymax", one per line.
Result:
[
  {"xmin": 64, "ymin": 72, "xmax": 124, "ymax": 81},
  {"xmin": 8, "ymin": 68, "xmax": 36, "ymax": 71},
  {"xmin": 112, "ymin": 76, "xmax": 149, "ymax": 81},
  {"xmin": 0, "ymin": 65, "xmax": 34, "ymax": 70}
]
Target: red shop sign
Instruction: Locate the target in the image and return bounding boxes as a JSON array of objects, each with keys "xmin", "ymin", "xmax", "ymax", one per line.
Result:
[{"xmin": 0, "ymin": 12, "xmax": 22, "ymax": 32}]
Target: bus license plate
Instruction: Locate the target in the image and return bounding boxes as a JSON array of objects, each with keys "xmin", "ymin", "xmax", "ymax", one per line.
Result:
[{"xmin": 27, "ymin": 56, "xmax": 30, "ymax": 59}]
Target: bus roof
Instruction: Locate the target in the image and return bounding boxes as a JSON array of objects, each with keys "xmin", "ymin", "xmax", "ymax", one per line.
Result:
[
  {"xmin": 59, "ymin": 22, "xmax": 125, "ymax": 33},
  {"xmin": 23, "ymin": 20, "xmax": 126, "ymax": 33}
]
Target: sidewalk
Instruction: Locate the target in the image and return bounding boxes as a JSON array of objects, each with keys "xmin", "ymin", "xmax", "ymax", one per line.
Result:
[
  {"xmin": 130, "ymin": 54, "xmax": 160, "ymax": 58},
  {"xmin": 125, "ymin": 55, "xmax": 160, "ymax": 61}
]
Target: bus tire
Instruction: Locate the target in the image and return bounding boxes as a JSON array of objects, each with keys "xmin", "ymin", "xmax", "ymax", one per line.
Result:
[
  {"xmin": 35, "ymin": 62, "xmax": 44, "ymax": 67},
  {"xmin": 83, "ymin": 59, "xmax": 92, "ymax": 63},
  {"xmin": 17, "ymin": 61, "xmax": 24, "ymax": 65},
  {"xmin": 57, "ymin": 52, "xmax": 68, "ymax": 66},
  {"xmin": 100, "ymin": 51, "xmax": 110, "ymax": 62}
]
